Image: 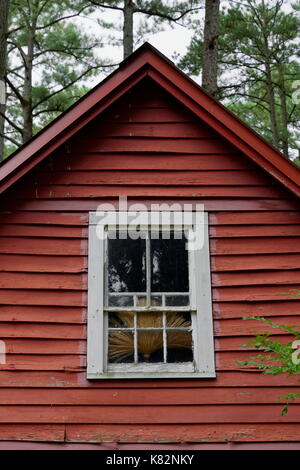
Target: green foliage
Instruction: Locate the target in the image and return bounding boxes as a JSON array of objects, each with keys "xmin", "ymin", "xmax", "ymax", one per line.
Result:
[
  {"xmin": 4, "ymin": 0, "xmax": 112, "ymax": 153},
  {"xmin": 239, "ymin": 316, "xmax": 300, "ymax": 415}
]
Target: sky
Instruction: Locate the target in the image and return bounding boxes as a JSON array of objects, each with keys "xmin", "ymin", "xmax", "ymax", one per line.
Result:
[{"xmin": 74, "ymin": 3, "xmax": 202, "ymax": 85}]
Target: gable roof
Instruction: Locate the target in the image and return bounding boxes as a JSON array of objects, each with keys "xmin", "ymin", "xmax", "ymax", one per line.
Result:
[{"xmin": 0, "ymin": 43, "xmax": 299, "ymax": 198}]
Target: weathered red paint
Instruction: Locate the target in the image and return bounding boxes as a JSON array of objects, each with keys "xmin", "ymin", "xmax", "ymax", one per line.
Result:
[
  {"xmin": 0, "ymin": 45, "xmax": 299, "ymax": 446},
  {"xmin": 0, "ymin": 440, "xmax": 300, "ymax": 450}
]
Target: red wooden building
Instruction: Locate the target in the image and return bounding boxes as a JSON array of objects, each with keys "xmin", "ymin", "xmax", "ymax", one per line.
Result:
[{"xmin": 0, "ymin": 44, "xmax": 299, "ymax": 450}]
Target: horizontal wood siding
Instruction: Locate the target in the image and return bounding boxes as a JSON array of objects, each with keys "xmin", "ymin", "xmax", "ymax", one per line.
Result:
[{"xmin": 0, "ymin": 79, "xmax": 299, "ymax": 444}]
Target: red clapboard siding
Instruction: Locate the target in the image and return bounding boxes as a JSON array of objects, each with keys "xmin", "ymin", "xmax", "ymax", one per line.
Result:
[
  {"xmin": 0, "ymin": 290, "xmax": 86, "ymax": 306},
  {"xmin": 0, "ymin": 323, "xmax": 85, "ymax": 339},
  {"xmin": 213, "ymin": 301, "xmax": 300, "ymax": 319},
  {"xmin": 213, "ymin": 285, "xmax": 300, "ymax": 301},
  {"xmin": 0, "ymin": 238, "xmax": 86, "ymax": 255},
  {"xmin": 65, "ymin": 423, "xmax": 300, "ymax": 443},
  {"xmin": 210, "ymin": 225, "xmax": 300, "ymax": 237},
  {"xmin": 34, "ymin": 170, "xmax": 271, "ymax": 186},
  {"xmin": 1, "ymin": 198, "xmax": 298, "ymax": 212},
  {"xmin": 0, "ymin": 212, "xmax": 88, "ymax": 226},
  {"xmin": 98, "ymin": 106, "xmax": 196, "ymax": 123},
  {"xmin": 48, "ymin": 153, "xmax": 254, "ymax": 171},
  {"xmin": 0, "ymin": 370, "xmax": 299, "ymax": 388},
  {"xmin": 15, "ymin": 185, "xmax": 288, "ymax": 200},
  {"xmin": 0, "ymin": 255, "xmax": 86, "ymax": 273},
  {"xmin": 3, "ymin": 339, "xmax": 83, "ymax": 354},
  {"xmin": 6, "ymin": 422, "xmax": 300, "ymax": 444},
  {"xmin": 211, "ymin": 254, "xmax": 300, "ymax": 271},
  {"xmin": 212, "ymin": 270, "xmax": 300, "ymax": 286},
  {"xmin": 0, "ymin": 75, "xmax": 299, "ymax": 446},
  {"xmin": 0, "ymin": 272, "xmax": 86, "ymax": 290},
  {"xmin": 71, "ymin": 137, "xmax": 245, "ymax": 154},
  {"xmin": 0, "ymin": 354, "xmax": 85, "ymax": 371},
  {"xmin": 0, "ymin": 306, "xmax": 85, "ymax": 323},
  {"xmin": 211, "ymin": 238, "xmax": 300, "ymax": 254},
  {"xmin": 0, "ymin": 424, "xmax": 65, "ymax": 442},
  {"xmin": 0, "ymin": 404, "xmax": 299, "ymax": 423},
  {"xmin": 0, "ymin": 225, "xmax": 87, "ymax": 238},
  {"xmin": 214, "ymin": 316, "xmax": 300, "ymax": 336},
  {"xmin": 0, "ymin": 387, "xmax": 298, "ymax": 405},
  {"xmin": 87, "ymin": 122, "xmax": 217, "ymax": 138},
  {"xmin": 209, "ymin": 211, "xmax": 300, "ymax": 225}
]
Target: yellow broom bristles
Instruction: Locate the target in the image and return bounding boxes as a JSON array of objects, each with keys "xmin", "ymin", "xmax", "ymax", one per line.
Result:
[{"xmin": 108, "ymin": 311, "xmax": 191, "ymax": 362}]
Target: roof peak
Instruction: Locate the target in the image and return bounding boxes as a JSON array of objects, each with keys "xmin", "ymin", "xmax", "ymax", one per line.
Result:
[{"xmin": 0, "ymin": 42, "xmax": 298, "ymax": 197}]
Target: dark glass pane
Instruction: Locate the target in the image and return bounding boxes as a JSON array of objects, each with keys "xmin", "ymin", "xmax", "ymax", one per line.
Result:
[
  {"xmin": 108, "ymin": 295, "xmax": 134, "ymax": 307},
  {"xmin": 151, "ymin": 234, "xmax": 189, "ymax": 293},
  {"xmin": 108, "ymin": 312, "xmax": 134, "ymax": 328},
  {"xmin": 165, "ymin": 295, "xmax": 189, "ymax": 307},
  {"xmin": 108, "ymin": 331, "xmax": 134, "ymax": 363},
  {"xmin": 167, "ymin": 330, "xmax": 193, "ymax": 363},
  {"xmin": 108, "ymin": 235, "xmax": 146, "ymax": 293},
  {"xmin": 166, "ymin": 311, "xmax": 191, "ymax": 328},
  {"xmin": 138, "ymin": 331, "xmax": 163, "ymax": 363}
]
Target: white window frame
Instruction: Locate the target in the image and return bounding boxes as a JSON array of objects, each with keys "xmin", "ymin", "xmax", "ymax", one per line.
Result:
[{"xmin": 87, "ymin": 211, "xmax": 215, "ymax": 379}]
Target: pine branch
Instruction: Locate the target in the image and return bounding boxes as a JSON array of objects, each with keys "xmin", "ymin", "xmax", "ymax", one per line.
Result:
[
  {"xmin": 87, "ymin": 1, "xmax": 123, "ymax": 12},
  {"xmin": 5, "ymin": 76, "xmax": 24, "ymax": 104},
  {"xmin": 36, "ymin": 5, "xmax": 93, "ymax": 30},
  {"xmin": 0, "ymin": 130, "xmax": 20, "ymax": 147},
  {"xmin": 0, "ymin": 111, "xmax": 23, "ymax": 134},
  {"xmin": 32, "ymin": 64, "xmax": 114, "ymax": 111}
]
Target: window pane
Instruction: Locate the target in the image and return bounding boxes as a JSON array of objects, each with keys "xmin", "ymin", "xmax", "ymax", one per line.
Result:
[
  {"xmin": 151, "ymin": 234, "xmax": 189, "ymax": 293},
  {"xmin": 166, "ymin": 311, "xmax": 191, "ymax": 328},
  {"xmin": 108, "ymin": 331, "xmax": 134, "ymax": 363},
  {"xmin": 138, "ymin": 330, "xmax": 163, "ymax": 363},
  {"xmin": 107, "ymin": 235, "xmax": 146, "ymax": 293},
  {"xmin": 137, "ymin": 295, "xmax": 147, "ymax": 307},
  {"xmin": 137, "ymin": 312, "xmax": 162, "ymax": 328},
  {"xmin": 108, "ymin": 295, "xmax": 134, "ymax": 307},
  {"xmin": 108, "ymin": 312, "xmax": 134, "ymax": 328},
  {"xmin": 165, "ymin": 295, "xmax": 189, "ymax": 307},
  {"xmin": 167, "ymin": 330, "xmax": 193, "ymax": 363},
  {"xmin": 151, "ymin": 295, "xmax": 162, "ymax": 306}
]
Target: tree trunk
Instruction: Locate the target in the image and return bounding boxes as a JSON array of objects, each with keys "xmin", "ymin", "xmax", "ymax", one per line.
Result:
[
  {"xmin": 0, "ymin": 0, "xmax": 9, "ymax": 160},
  {"xmin": 123, "ymin": 0, "xmax": 134, "ymax": 59},
  {"xmin": 202, "ymin": 0, "xmax": 220, "ymax": 97},
  {"xmin": 277, "ymin": 62, "xmax": 289, "ymax": 158},
  {"xmin": 22, "ymin": 22, "xmax": 35, "ymax": 143},
  {"xmin": 264, "ymin": 60, "xmax": 279, "ymax": 149}
]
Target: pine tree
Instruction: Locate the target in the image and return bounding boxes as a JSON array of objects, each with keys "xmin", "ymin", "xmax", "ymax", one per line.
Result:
[
  {"xmin": 4, "ymin": 0, "xmax": 112, "ymax": 154},
  {"xmin": 178, "ymin": 0, "xmax": 300, "ymax": 158},
  {"xmin": 0, "ymin": 0, "xmax": 9, "ymax": 161},
  {"xmin": 89, "ymin": 0, "xmax": 203, "ymax": 59},
  {"xmin": 202, "ymin": 0, "xmax": 220, "ymax": 96}
]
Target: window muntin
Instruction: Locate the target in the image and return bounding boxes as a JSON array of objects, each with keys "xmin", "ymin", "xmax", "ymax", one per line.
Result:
[{"xmin": 87, "ymin": 211, "xmax": 215, "ymax": 379}]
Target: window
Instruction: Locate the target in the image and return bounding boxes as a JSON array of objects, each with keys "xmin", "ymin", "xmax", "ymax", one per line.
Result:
[{"xmin": 87, "ymin": 211, "xmax": 215, "ymax": 379}]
